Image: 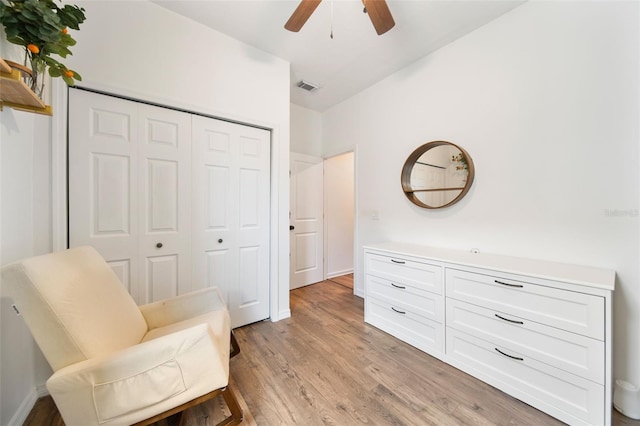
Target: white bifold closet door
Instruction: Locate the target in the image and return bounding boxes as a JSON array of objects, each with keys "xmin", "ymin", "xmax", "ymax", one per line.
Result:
[
  {"xmin": 191, "ymin": 116, "xmax": 270, "ymax": 328},
  {"xmin": 68, "ymin": 89, "xmax": 270, "ymax": 328}
]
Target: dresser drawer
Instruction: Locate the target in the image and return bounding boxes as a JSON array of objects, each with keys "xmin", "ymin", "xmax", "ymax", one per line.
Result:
[
  {"xmin": 366, "ymin": 275, "xmax": 444, "ymax": 323},
  {"xmin": 446, "ymin": 328, "xmax": 604, "ymax": 426},
  {"xmin": 446, "ymin": 299, "xmax": 604, "ymax": 384},
  {"xmin": 445, "ymin": 268, "xmax": 604, "ymax": 340},
  {"xmin": 365, "ymin": 253, "xmax": 442, "ymax": 295},
  {"xmin": 365, "ymin": 296, "xmax": 444, "ymax": 358}
]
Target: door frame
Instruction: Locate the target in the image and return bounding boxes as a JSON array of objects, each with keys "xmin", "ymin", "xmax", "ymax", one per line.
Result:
[{"xmin": 51, "ymin": 81, "xmax": 292, "ymax": 322}]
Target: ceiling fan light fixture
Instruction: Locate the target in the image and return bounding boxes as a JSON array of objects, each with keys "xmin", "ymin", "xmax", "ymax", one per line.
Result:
[{"xmin": 296, "ymin": 80, "xmax": 320, "ymax": 92}]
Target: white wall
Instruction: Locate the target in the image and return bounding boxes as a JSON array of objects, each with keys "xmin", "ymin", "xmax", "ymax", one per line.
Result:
[
  {"xmin": 323, "ymin": 1, "xmax": 640, "ymax": 387},
  {"xmin": 68, "ymin": 1, "xmax": 290, "ymax": 127},
  {"xmin": 324, "ymin": 152, "xmax": 355, "ymax": 278},
  {"xmin": 0, "ymin": 111, "xmax": 55, "ymax": 425},
  {"xmin": 291, "ymin": 103, "xmax": 323, "ymax": 156},
  {"xmin": 0, "ymin": 1, "xmax": 291, "ymax": 424}
]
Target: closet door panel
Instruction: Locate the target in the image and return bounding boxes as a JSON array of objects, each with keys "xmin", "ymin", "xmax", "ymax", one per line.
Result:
[
  {"xmin": 69, "ymin": 90, "xmax": 140, "ymax": 296},
  {"xmin": 193, "ymin": 121, "xmax": 236, "ymax": 300},
  {"xmin": 234, "ymin": 126, "xmax": 270, "ymax": 327},
  {"xmin": 92, "ymin": 153, "xmax": 131, "ymax": 236},
  {"xmin": 206, "ymin": 166, "xmax": 230, "ymax": 229},
  {"xmin": 69, "ymin": 90, "xmax": 191, "ymax": 304},
  {"xmin": 146, "ymin": 254, "xmax": 179, "ymax": 302},
  {"xmin": 205, "ymin": 249, "xmax": 230, "ymax": 310},
  {"xmin": 137, "ymin": 103, "xmax": 191, "ymax": 302},
  {"xmin": 192, "ymin": 116, "xmax": 270, "ymax": 328}
]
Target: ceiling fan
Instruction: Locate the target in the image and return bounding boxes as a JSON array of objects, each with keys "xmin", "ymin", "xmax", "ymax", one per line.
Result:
[{"xmin": 285, "ymin": 0, "xmax": 396, "ymax": 36}]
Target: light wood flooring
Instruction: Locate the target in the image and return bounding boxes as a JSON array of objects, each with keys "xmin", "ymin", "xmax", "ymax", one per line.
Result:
[
  {"xmin": 24, "ymin": 276, "xmax": 639, "ymax": 425},
  {"xmin": 327, "ymin": 273, "xmax": 354, "ymax": 290}
]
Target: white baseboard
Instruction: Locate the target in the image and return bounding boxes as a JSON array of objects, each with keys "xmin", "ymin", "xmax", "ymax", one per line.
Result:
[
  {"xmin": 36, "ymin": 383, "xmax": 49, "ymax": 397},
  {"xmin": 7, "ymin": 387, "xmax": 38, "ymax": 426},
  {"xmin": 326, "ymin": 269, "xmax": 353, "ymax": 279},
  {"xmin": 274, "ymin": 309, "xmax": 291, "ymax": 321}
]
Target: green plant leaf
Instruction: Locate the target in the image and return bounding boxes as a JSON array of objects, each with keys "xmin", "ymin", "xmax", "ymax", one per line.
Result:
[
  {"xmin": 48, "ymin": 66, "xmax": 62, "ymax": 77},
  {"xmin": 43, "ymin": 56, "xmax": 62, "ymax": 68},
  {"xmin": 19, "ymin": 8, "xmax": 37, "ymax": 20},
  {"xmin": 1, "ymin": 0, "xmax": 86, "ymax": 86},
  {"xmin": 5, "ymin": 35, "xmax": 26, "ymax": 46},
  {"xmin": 47, "ymin": 44, "xmax": 71, "ymax": 57},
  {"xmin": 59, "ymin": 4, "xmax": 85, "ymax": 29},
  {"xmin": 60, "ymin": 33, "xmax": 76, "ymax": 46}
]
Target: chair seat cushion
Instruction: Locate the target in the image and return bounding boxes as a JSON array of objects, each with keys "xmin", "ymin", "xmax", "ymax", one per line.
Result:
[
  {"xmin": 142, "ymin": 310, "xmax": 231, "ymax": 363},
  {"xmin": 47, "ymin": 322, "xmax": 231, "ymax": 425},
  {"xmin": 93, "ymin": 359, "xmax": 186, "ymax": 422}
]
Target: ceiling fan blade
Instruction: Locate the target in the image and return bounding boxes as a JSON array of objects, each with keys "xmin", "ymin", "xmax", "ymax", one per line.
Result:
[
  {"xmin": 285, "ymin": 0, "xmax": 323, "ymax": 32},
  {"xmin": 362, "ymin": 0, "xmax": 395, "ymax": 35}
]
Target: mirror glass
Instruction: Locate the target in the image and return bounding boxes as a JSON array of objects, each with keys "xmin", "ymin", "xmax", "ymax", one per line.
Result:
[{"xmin": 401, "ymin": 141, "xmax": 475, "ymax": 209}]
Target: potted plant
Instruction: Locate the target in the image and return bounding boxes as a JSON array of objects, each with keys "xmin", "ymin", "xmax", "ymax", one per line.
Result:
[{"xmin": 0, "ymin": 0, "xmax": 86, "ymax": 98}]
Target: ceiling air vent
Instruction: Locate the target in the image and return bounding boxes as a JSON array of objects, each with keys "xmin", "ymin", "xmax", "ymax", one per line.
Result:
[{"xmin": 296, "ymin": 80, "xmax": 319, "ymax": 92}]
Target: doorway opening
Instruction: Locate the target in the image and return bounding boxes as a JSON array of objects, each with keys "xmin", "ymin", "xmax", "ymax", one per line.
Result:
[
  {"xmin": 289, "ymin": 151, "xmax": 355, "ymax": 293},
  {"xmin": 324, "ymin": 151, "xmax": 355, "ymax": 291}
]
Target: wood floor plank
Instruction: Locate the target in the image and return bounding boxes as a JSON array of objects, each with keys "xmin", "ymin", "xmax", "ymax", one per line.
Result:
[
  {"xmin": 23, "ymin": 276, "xmax": 640, "ymax": 426},
  {"xmin": 327, "ymin": 274, "xmax": 354, "ymax": 289}
]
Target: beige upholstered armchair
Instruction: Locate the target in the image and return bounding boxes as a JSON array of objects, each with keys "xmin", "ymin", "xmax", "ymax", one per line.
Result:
[{"xmin": 1, "ymin": 246, "xmax": 243, "ymax": 426}]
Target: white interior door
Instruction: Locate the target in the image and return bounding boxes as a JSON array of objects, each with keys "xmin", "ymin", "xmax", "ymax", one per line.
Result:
[
  {"xmin": 290, "ymin": 153, "xmax": 324, "ymax": 289},
  {"xmin": 192, "ymin": 116, "xmax": 271, "ymax": 328},
  {"xmin": 68, "ymin": 89, "xmax": 192, "ymax": 304}
]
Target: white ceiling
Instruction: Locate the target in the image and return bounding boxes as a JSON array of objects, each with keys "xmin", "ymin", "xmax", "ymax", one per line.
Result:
[{"xmin": 154, "ymin": 0, "xmax": 524, "ymax": 112}]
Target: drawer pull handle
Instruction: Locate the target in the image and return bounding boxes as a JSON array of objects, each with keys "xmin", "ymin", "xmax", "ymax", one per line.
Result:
[
  {"xmin": 391, "ymin": 307, "xmax": 406, "ymax": 314},
  {"xmin": 495, "ymin": 279, "xmax": 523, "ymax": 288},
  {"xmin": 391, "ymin": 259, "xmax": 406, "ymax": 264},
  {"xmin": 494, "ymin": 314, "xmax": 524, "ymax": 325},
  {"xmin": 495, "ymin": 348, "xmax": 524, "ymax": 361},
  {"xmin": 391, "ymin": 283, "xmax": 406, "ymax": 289}
]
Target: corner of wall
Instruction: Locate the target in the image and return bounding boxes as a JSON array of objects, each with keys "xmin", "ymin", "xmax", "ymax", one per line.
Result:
[{"xmin": 5, "ymin": 388, "xmax": 38, "ymax": 426}]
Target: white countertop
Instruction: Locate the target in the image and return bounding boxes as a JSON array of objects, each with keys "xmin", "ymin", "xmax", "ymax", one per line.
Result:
[{"xmin": 364, "ymin": 242, "xmax": 616, "ymax": 291}]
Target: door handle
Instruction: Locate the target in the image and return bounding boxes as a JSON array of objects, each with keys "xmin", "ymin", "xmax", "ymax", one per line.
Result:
[
  {"xmin": 156, "ymin": 242, "xmax": 163, "ymax": 248},
  {"xmin": 290, "ymin": 225, "xmax": 295, "ymax": 230}
]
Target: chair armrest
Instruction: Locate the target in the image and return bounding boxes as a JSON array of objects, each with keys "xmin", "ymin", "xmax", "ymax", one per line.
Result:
[
  {"xmin": 139, "ymin": 287, "xmax": 228, "ymax": 330},
  {"xmin": 47, "ymin": 324, "xmax": 229, "ymax": 426}
]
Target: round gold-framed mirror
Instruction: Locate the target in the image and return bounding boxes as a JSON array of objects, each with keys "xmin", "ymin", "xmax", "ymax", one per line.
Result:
[{"xmin": 401, "ymin": 141, "xmax": 475, "ymax": 209}]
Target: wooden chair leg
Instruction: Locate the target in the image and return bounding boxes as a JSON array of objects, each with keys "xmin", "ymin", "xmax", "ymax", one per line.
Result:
[
  {"xmin": 230, "ymin": 330, "xmax": 241, "ymax": 358},
  {"xmin": 133, "ymin": 383, "xmax": 245, "ymax": 426},
  {"xmin": 215, "ymin": 385, "xmax": 244, "ymax": 426}
]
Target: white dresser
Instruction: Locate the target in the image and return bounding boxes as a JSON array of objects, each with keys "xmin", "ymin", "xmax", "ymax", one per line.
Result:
[{"xmin": 363, "ymin": 242, "xmax": 615, "ymax": 426}]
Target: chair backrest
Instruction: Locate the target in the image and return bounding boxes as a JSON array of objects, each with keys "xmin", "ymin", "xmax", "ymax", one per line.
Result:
[{"xmin": 1, "ymin": 246, "xmax": 148, "ymax": 371}]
